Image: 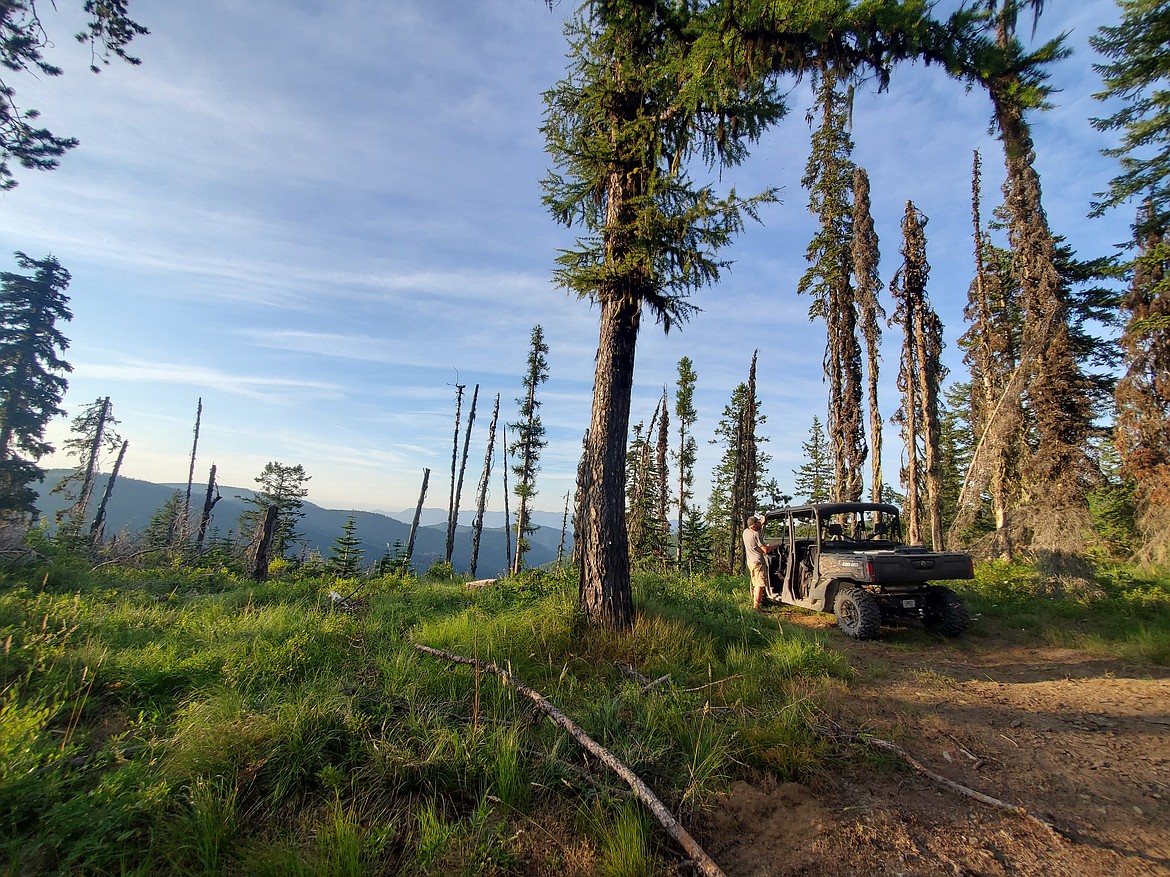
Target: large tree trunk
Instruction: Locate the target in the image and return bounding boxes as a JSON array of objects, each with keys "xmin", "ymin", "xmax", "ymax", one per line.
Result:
[
  {"xmin": 579, "ymin": 295, "xmax": 639, "ymax": 630},
  {"xmin": 853, "ymin": 167, "xmax": 884, "ymax": 503},
  {"xmin": 913, "ymin": 301, "xmax": 945, "ymax": 550}
]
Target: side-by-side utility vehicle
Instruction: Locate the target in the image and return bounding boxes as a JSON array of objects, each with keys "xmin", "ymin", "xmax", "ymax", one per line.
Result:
[{"xmin": 758, "ymin": 502, "xmax": 973, "ymax": 639}]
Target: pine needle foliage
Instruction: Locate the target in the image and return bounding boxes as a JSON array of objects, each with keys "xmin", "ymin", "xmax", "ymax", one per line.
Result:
[
  {"xmin": 800, "ymin": 68, "xmax": 867, "ymax": 503},
  {"xmin": 673, "ymin": 357, "xmax": 699, "ymax": 566},
  {"xmin": 509, "ymin": 326, "xmax": 550, "ymax": 574},
  {"xmin": 0, "ymin": 252, "xmax": 72, "ymax": 516},
  {"xmin": 328, "ymin": 516, "xmax": 363, "ymax": 577},
  {"xmin": 1090, "ymin": 0, "xmax": 1170, "ymax": 236},
  {"xmin": 237, "ymin": 462, "xmax": 310, "ymax": 560}
]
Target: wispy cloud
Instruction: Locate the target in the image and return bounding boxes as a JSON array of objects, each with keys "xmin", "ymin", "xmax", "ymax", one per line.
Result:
[{"xmin": 74, "ymin": 355, "xmax": 344, "ymax": 402}]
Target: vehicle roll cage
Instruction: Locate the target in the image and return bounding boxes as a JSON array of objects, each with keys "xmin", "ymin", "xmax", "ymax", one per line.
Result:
[{"xmin": 759, "ymin": 502, "xmax": 903, "ymax": 544}]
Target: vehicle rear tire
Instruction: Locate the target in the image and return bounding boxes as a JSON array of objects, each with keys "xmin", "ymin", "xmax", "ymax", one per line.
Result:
[
  {"xmin": 922, "ymin": 585, "xmax": 969, "ymax": 636},
  {"xmin": 834, "ymin": 586, "xmax": 882, "ymax": 639}
]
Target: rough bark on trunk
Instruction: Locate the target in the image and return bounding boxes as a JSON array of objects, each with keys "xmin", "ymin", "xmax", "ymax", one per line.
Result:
[
  {"xmin": 248, "ymin": 505, "xmax": 278, "ymax": 581},
  {"xmin": 579, "ymin": 295, "xmax": 639, "ymax": 629},
  {"xmin": 853, "ymin": 167, "xmax": 884, "ymax": 503}
]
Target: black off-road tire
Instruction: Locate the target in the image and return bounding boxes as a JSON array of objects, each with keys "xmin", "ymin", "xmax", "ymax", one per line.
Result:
[
  {"xmin": 834, "ymin": 586, "xmax": 882, "ymax": 639},
  {"xmin": 922, "ymin": 585, "xmax": 970, "ymax": 637}
]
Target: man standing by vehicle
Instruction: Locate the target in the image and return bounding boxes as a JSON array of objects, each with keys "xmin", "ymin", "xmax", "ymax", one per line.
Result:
[{"xmin": 742, "ymin": 515, "xmax": 772, "ymax": 610}]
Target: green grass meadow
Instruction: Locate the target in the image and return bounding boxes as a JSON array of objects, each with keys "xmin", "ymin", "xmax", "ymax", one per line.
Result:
[{"xmin": 1, "ymin": 553, "xmax": 1167, "ymax": 875}]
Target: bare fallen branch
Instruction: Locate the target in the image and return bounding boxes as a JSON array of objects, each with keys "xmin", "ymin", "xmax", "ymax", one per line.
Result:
[
  {"xmin": 414, "ymin": 642, "xmax": 726, "ymax": 877},
  {"xmin": 615, "ymin": 662, "xmax": 670, "ymax": 693},
  {"xmin": 683, "ymin": 674, "xmax": 741, "ymax": 693},
  {"xmin": 642, "ymin": 674, "xmax": 671, "ymax": 693},
  {"xmin": 615, "ymin": 662, "xmax": 651, "ymax": 685},
  {"xmin": 863, "ymin": 735, "xmax": 1071, "ymax": 842}
]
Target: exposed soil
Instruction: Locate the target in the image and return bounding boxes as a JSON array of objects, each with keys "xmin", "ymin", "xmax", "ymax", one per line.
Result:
[{"xmin": 699, "ymin": 612, "xmax": 1170, "ymax": 877}]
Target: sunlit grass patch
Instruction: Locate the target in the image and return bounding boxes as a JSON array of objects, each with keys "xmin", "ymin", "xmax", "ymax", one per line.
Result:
[
  {"xmin": 0, "ymin": 554, "xmax": 862, "ymax": 874},
  {"xmin": 963, "ymin": 560, "xmax": 1170, "ymax": 664},
  {"xmin": 582, "ymin": 799, "xmax": 658, "ymax": 877}
]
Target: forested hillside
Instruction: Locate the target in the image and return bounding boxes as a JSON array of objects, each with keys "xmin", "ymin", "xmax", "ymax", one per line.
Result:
[{"xmin": 30, "ymin": 471, "xmax": 565, "ymax": 575}]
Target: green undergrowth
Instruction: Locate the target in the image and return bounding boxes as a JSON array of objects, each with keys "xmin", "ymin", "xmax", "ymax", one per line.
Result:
[
  {"xmin": 960, "ymin": 560, "xmax": 1170, "ymax": 664},
  {"xmin": 0, "ymin": 558, "xmax": 845, "ymax": 876}
]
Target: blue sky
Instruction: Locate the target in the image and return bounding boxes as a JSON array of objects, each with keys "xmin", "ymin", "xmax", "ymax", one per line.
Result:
[{"xmin": 1, "ymin": 0, "xmax": 1133, "ymax": 518}]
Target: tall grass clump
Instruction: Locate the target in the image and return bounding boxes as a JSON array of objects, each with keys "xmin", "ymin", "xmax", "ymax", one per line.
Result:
[
  {"xmin": 962, "ymin": 560, "xmax": 1170, "ymax": 663},
  {"xmin": 583, "ymin": 799, "xmax": 656, "ymax": 877}
]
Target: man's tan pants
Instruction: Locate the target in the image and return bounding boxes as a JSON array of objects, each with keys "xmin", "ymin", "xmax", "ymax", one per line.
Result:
[{"xmin": 749, "ymin": 562, "xmax": 767, "ymax": 609}]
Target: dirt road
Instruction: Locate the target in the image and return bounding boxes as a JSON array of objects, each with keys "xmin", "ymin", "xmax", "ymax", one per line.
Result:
[{"xmin": 703, "ymin": 614, "xmax": 1170, "ymax": 876}]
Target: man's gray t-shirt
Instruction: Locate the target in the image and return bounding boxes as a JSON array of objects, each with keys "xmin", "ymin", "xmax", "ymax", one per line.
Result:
[{"xmin": 742, "ymin": 527, "xmax": 766, "ymax": 566}]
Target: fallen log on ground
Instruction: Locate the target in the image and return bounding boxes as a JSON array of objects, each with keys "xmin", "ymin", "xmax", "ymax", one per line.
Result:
[{"xmin": 413, "ymin": 642, "xmax": 726, "ymax": 877}]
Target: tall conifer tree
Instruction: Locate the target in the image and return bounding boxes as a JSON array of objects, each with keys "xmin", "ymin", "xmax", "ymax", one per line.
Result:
[
  {"xmin": 793, "ymin": 416, "xmax": 834, "ymax": 503},
  {"xmin": 542, "ymin": 0, "xmax": 989, "ymax": 626},
  {"xmin": 0, "ymin": 252, "xmax": 71, "ymax": 516},
  {"xmin": 890, "ymin": 203, "xmax": 946, "ymax": 548},
  {"xmin": 953, "ymin": 151, "xmax": 1024, "ymax": 554},
  {"xmin": 1114, "ymin": 217, "xmax": 1170, "ymax": 554},
  {"xmin": 510, "ymin": 326, "xmax": 549, "ymax": 574},
  {"xmin": 53, "ymin": 396, "xmax": 119, "ymax": 537},
  {"xmin": 800, "ymin": 68, "xmax": 866, "ymax": 502},
  {"xmin": 978, "ymin": 1, "xmax": 1097, "ymax": 549},
  {"xmin": 852, "ymin": 167, "xmax": 885, "ymax": 502},
  {"xmin": 237, "ymin": 462, "xmax": 310, "ymax": 559},
  {"xmin": 673, "ymin": 357, "xmax": 698, "ymax": 565},
  {"xmin": 1090, "ymin": 0, "xmax": 1170, "ymax": 236}
]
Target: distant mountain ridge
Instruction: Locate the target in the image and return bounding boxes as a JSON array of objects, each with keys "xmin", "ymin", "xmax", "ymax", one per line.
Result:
[
  {"xmin": 34, "ymin": 470, "xmax": 570, "ymax": 576},
  {"xmin": 394, "ymin": 507, "xmax": 569, "ymax": 531}
]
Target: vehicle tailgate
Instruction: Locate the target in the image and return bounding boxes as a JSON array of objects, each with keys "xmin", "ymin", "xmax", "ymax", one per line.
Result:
[{"xmin": 869, "ymin": 551, "xmax": 974, "ymax": 582}]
